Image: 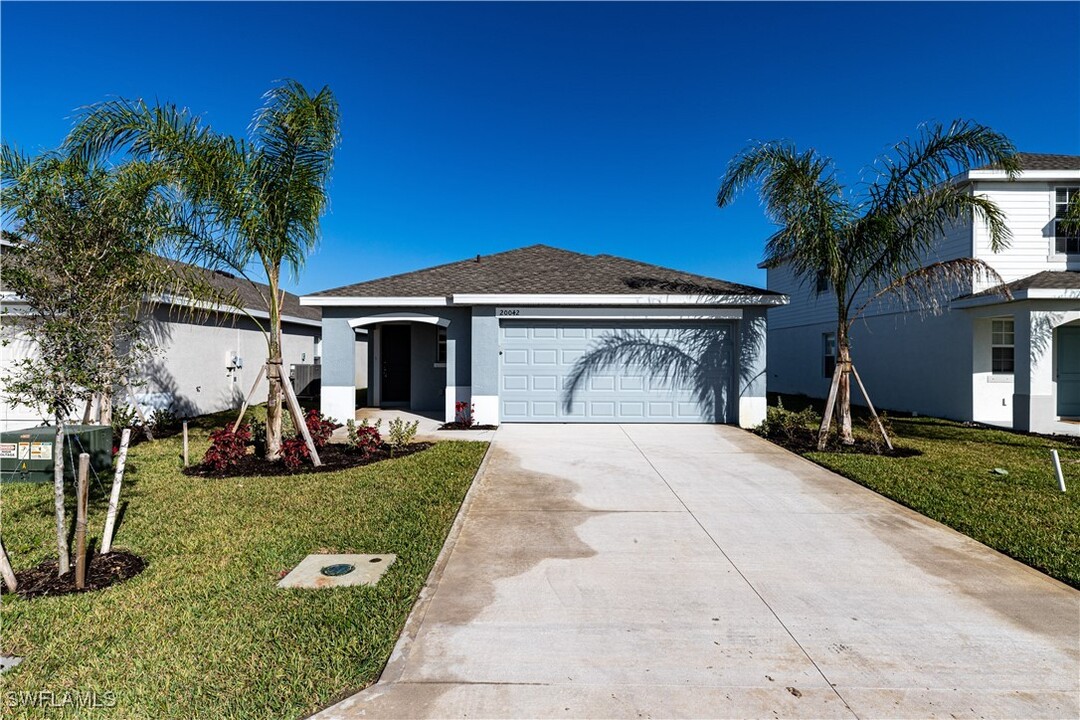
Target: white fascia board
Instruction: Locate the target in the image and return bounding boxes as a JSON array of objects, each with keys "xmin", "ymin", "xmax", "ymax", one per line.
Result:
[
  {"xmin": 300, "ymin": 296, "xmax": 449, "ymax": 307},
  {"xmin": 349, "ymin": 313, "xmax": 450, "ymax": 328},
  {"xmin": 453, "ymin": 293, "xmax": 788, "ymax": 306},
  {"xmin": 956, "ymin": 169, "xmax": 1080, "ymax": 183},
  {"xmin": 495, "ymin": 306, "xmax": 744, "ymax": 320}
]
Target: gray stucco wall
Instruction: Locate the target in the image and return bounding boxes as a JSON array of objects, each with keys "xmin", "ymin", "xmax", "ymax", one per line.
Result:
[
  {"xmin": 320, "ymin": 305, "xmax": 471, "ymax": 418},
  {"xmin": 470, "ymin": 307, "xmax": 499, "ymax": 397}
]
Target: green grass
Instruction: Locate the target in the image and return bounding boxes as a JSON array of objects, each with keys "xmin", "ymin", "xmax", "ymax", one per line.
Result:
[
  {"xmin": 0, "ymin": 419, "xmax": 488, "ymax": 719},
  {"xmin": 770, "ymin": 395, "xmax": 1080, "ymax": 587}
]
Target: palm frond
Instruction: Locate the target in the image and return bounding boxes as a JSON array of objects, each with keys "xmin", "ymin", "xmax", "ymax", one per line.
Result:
[{"xmin": 856, "ymin": 258, "xmax": 1010, "ymax": 319}]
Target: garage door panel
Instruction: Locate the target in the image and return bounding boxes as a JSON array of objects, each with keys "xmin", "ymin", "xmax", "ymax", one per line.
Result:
[{"xmin": 499, "ymin": 320, "xmax": 733, "ymax": 423}]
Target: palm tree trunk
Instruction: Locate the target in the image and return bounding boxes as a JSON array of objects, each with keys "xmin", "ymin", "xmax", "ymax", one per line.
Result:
[
  {"xmin": 53, "ymin": 414, "xmax": 70, "ymax": 576},
  {"xmin": 264, "ymin": 275, "xmax": 284, "ymax": 460},
  {"xmin": 837, "ymin": 342, "xmax": 854, "ymax": 445}
]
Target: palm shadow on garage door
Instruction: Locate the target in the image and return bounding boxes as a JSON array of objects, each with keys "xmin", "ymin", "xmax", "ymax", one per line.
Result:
[{"xmin": 562, "ymin": 325, "xmax": 736, "ymax": 423}]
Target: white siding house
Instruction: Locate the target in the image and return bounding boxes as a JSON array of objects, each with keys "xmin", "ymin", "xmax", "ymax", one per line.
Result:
[
  {"xmin": 1, "ymin": 264, "xmax": 321, "ymax": 431},
  {"xmin": 766, "ymin": 153, "xmax": 1080, "ymax": 436}
]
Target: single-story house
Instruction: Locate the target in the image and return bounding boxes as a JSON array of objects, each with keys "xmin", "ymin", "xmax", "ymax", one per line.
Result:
[
  {"xmin": 1, "ymin": 257, "xmax": 323, "ymax": 431},
  {"xmin": 301, "ymin": 245, "xmax": 786, "ymax": 427}
]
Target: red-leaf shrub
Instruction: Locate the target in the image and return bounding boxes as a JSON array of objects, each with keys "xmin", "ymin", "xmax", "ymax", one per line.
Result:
[
  {"xmin": 352, "ymin": 425, "xmax": 382, "ymax": 458},
  {"xmin": 280, "ymin": 435, "xmax": 310, "ymax": 470},
  {"xmin": 304, "ymin": 409, "xmax": 338, "ymax": 449},
  {"xmin": 203, "ymin": 424, "xmax": 251, "ymax": 471},
  {"xmin": 455, "ymin": 401, "xmax": 476, "ymax": 428}
]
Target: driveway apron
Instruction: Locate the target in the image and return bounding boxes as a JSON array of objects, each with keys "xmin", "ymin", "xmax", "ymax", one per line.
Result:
[{"xmin": 315, "ymin": 424, "xmax": 1080, "ymax": 719}]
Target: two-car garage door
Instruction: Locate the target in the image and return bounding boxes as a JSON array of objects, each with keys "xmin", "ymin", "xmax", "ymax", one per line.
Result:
[{"xmin": 499, "ymin": 320, "xmax": 735, "ymax": 423}]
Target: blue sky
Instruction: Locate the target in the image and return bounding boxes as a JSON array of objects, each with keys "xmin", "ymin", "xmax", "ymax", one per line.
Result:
[{"xmin": 3, "ymin": 2, "xmax": 1078, "ymax": 295}]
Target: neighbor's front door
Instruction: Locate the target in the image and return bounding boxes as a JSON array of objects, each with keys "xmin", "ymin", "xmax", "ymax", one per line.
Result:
[
  {"xmin": 1058, "ymin": 326, "xmax": 1080, "ymax": 417},
  {"xmin": 381, "ymin": 325, "xmax": 411, "ymax": 404}
]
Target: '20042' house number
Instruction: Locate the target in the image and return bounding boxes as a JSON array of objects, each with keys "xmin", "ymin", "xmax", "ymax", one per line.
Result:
[{"xmin": 498, "ymin": 309, "xmax": 521, "ymax": 316}]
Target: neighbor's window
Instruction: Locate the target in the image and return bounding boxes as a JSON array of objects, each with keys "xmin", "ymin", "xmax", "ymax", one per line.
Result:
[
  {"xmin": 1054, "ymin": 187, "xmax": 1079, "ymax": 254},
  {"xmin": 822, "ymin": 332, "xmax": 836, "ymax": 378},
  {"xmin": 815, "ymin": 271, "xmax": 829, "ymax": 295},
  {"xmin": 436, "ymin": 326, "xmax": 447, "ymax": 364},
  {"xmin": 991, "ymin": 318, "xmax": 1014, "ymax": 374}
]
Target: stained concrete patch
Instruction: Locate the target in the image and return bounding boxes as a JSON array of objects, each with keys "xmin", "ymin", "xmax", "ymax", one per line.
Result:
[{"xmin": 277, "ymin": 554, "xmax": 396, "ymax": 589}]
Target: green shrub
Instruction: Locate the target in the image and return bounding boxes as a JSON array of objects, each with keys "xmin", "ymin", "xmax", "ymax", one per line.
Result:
[
  {"xmin": 386, "ymin": 417, "xmax": 419, "ymax": 453},
  {"xmin": 757, "ymin": 398, "xmax": 819, "ymax": 445}
]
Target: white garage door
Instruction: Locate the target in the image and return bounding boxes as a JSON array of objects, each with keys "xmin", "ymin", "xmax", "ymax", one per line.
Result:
[{"xmin": 499, "ymin": 320, "xmax": 734, "ymax": 423}]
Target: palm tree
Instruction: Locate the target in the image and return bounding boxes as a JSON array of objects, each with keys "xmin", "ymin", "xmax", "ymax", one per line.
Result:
[
  {"xmin": 716, "ymin": 120, "xmax": 1019, "ymax": 449},
  {"xmin": 68, "ymin": 80, "xmax": 341, "ymax": 459}
]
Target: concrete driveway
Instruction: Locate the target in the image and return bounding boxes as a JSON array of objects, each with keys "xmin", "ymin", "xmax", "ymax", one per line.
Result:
[{"xmin": 316, "ymin": 424, "xmax": 1080, "ymax": 719}]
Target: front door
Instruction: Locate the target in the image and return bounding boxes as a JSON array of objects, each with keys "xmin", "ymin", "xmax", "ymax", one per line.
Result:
[
  {"xmin": 381, "ymin": 325, "xmax": 411, "ymax": 404},
  {"xmin": 1058, "ymin": 326, "xmax": 1080, "ymax": 417}
]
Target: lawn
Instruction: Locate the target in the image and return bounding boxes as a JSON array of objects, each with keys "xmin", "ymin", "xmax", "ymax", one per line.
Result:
[
  {"xmin": 0, "ymin": 417, "xmax": 488, "ymax": 719},
  {"xmin": 767, "ymin": 395, "xmax": 1080, "ymax": 588}
]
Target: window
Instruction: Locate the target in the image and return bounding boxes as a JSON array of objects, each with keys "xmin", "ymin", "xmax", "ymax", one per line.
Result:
[
  {"xmin": 1054, "ymin": 187, "xmax": 1079, "ymax": 254},
  {"xmin": 822, "ymin": 332, "xmax": 836, "ymax": 378},
  {"xmin": 435, "ymin": 326, "xmax": 447, "ymax": 364},
  {"xmin": 991, "ymin": 318, "xmax": 1014, "ymax": 375},
  {"xmin": 815, "ymin": 271, "xmax": 829, "ymax": 295}
]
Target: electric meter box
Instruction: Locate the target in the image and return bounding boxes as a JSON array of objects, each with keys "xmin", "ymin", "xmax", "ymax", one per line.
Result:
[{"xmin": 0, "ymin": 425, "xmax": 113, "ymax": 484}]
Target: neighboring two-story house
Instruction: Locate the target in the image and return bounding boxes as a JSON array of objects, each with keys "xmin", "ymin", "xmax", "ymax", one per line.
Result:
[{"xmin": 765, "ymin": 152, "xmax": 1080, "ymax": 435}]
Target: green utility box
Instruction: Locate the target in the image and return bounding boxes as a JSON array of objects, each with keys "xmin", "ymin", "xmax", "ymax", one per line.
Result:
[{"xmin": 0, "ymin": 425, "xmax": 113, "ymax": 484}]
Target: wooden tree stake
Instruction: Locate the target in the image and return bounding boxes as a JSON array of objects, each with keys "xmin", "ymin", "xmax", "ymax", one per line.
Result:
[
  {"xmin": 182, "ymin": 421, "xmax": 189, "ymax": 467},
  {"xmin": 101, "ymin": 428, "xmax": 130, "ymax": 554},
  {"xmin": 81, "ymin": 394, "xmax": 96, "ymax": 424},
  {"xmin": 0, "ymin": 535, "xmax": 17, "ymax": 593},
  {"xmin": 816, "ymin": 364, "xmax": 842, "ymax": 450},
  {"xmin": 280, "ymin": 368, "xmax": 321, "ymax": 467},
  {"xmin": 74, "ymin": 453, "xmax": 90, "ymax": 589},
  {"xmin": 850, "ymin": 364, "xmax": 893, "ymax": 451},
  {"xmin": 123, "ymin": 381, "xmax": 154, "ymax": 441},
  {"xmin": 232, "ymin": 364, "xmax": 267, "ymax": 433}
]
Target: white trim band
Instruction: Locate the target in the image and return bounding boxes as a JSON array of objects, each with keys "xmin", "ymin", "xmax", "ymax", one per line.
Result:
[{"xmin": 348, "ymin": 313, "xmax": 451, "ymax": 329}]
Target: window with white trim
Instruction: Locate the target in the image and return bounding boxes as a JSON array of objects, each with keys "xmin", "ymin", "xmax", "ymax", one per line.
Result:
[
  {"xmin": 435, "ymin": 326, "xmax": 447, "ymax": 364},
  {"xmin": 1054, "ymin": 186, "xmax": 1079, "ymax": 254},
  {"xmin": 822, "ymin": 332, "xmax": 836, "ymax": 378},
  {"xmin": 991, "ymin": 318, "xmax": 1014, "ymax": 375}
]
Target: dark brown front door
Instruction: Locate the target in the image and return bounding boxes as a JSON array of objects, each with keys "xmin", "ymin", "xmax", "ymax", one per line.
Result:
[{"xmin": 381, "ymin": 325, "xmax": 411, "ymax": 404}]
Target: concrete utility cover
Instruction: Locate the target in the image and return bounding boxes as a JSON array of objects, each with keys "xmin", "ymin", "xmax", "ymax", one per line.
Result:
[
  {"xmin": 0, "ymin": 656, "xmax": 23, "ymax": 674},
  {"xmin": 277, "ymin": 554, "xmax": 396, "ymax": 589}
]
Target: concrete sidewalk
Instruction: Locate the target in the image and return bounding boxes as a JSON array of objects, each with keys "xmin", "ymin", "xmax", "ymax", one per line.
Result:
[{"xmin": 315, "ymin": 424, "xmax": 1080, "ymax": 719}]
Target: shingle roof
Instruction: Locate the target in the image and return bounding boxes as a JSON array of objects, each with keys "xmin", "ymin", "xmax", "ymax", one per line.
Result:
[
  {"xmin": 976, "ymin": 152, "xmax": 1080, "ymax": 171},
  {"xmin": 962, "ymin": 270, "xmax": 1080, "ymax": 300},
  {"xmin": 182, "ymin": 263, "xmax": 321, "ymax": 323},
  {"xmin": 307, "ymin": 245, "xmax": 776, "ymax": 299},
  {"xmin": 1, "ymin": 249, "xmax": 320, "ymax": 323}
]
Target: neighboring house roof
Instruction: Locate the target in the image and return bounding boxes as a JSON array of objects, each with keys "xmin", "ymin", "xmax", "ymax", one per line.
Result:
[
  {"xmin": 306, "ymin": 244, "xmax": 778, "ymax": 300},
  {"xmin": 0, "ymin": 251, "xmax": 321, "ymax": 326},
  {"xmin": 963, "ymin": 270, "xmax": 1080, "ymax": 299},
  {"xmin": 953, "ymin": 270, "xmax": 1080, "ymax": 308},
  {"xmin": 974, "ymin": 153, "xmax": 1080, "ymax": 172},
  {"xmin": 176, "ymin": 262, "xmax": 321, "ymax": 324}
]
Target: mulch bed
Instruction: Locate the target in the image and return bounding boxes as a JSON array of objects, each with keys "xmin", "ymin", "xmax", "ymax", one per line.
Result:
[
  {"xmin": 182, "ymin": 442, "xmax": 433, "ymax": 478},
  {"xmin": 5, "ymin": 551, "xmax": 146, "ymax": 600},
  {"xmin": 762, "ymin": 429, "xmax": 921, "ymax": 458},
  {"xmin": 438, "ymin": 423, "xmax": 498, "ymax": 431}
]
